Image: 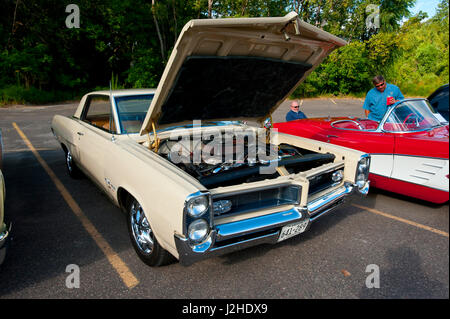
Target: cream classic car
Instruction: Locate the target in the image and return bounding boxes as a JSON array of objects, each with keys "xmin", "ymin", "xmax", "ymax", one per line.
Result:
[
  {"xmin": 0, "ymin": 128, "xmax": 11, "ymax": 266},
  {"xmin": 51, "ymin": 12, "xmax": 370, "ymax": 267},
  {"xmin": 0, "ymin": 169, "xmax": 7, "ymax": 266}
]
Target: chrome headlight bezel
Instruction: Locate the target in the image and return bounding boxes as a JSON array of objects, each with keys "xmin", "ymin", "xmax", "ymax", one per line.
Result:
[
  {"xmin": 356, "ymin": 155, "xmax": 371, "ymax": 188},
  {"xmin": 184, "ymin": 191, "xmax": 212, "ymax": 245}
]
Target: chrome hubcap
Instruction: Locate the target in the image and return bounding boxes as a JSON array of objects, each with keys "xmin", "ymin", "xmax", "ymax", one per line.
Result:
[
  {"xmin": 66, "ymin": 151, "xmax": 73, "ymax": 172},
  {"xmin": 130, "ymin": 201, "xmax": 154, "ymax": 255}
]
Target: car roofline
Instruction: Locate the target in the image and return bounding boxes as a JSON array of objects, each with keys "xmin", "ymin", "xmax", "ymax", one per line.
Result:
[{"xmin": 87, "ymin": 89, "xmax": 157, "ymax": 97}]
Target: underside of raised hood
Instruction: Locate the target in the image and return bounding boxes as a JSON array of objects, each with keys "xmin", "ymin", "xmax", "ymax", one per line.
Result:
[
  {"xmin": 158, "ymin": 56, "xmax": 312, "ymax": 125},
  {"xmin": 140, "ymin": 12, "xmax": 347, "ymax": 135}
]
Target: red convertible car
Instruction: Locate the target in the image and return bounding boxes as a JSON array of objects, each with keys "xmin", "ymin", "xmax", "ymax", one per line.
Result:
[{"xmin": 274, "ymin": 98, "xmax": 449, "ymax": 204}]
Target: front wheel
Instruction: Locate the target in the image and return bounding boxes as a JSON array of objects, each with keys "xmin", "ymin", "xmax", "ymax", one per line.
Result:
[
  {"xmin": 126, "ymin": 197, "xmax": 174, "ymax": 267},
  {"xmin": 65, "ymin": 149, "xmax": 82, "ymax": 179}
]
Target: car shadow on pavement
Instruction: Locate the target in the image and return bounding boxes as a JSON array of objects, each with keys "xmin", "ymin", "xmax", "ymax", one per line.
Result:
[
  {"xmin": 358, "ymin": 246, "xmax": 448, "ymax": 299},
  {"xmin": 217, "ymin": 203, "xmax": 364, "ymax": 266},
  {"xmin": 0, "ymin": 149, "xmax": 132, "ymax": 297},
  {"xmin": 361, "ymin": 186, "xmax": 449, "ymax": 209}
]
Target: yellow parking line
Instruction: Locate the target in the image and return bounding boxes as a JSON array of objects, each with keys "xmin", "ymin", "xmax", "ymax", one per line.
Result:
[
  {"xmin": 352, "ymin": 203, "xmax": 449, "ymax": 238},
  {"xmin": 5, "ymin": 147, "xmax": 54, "ymax": 153},
  {"xmin": 330, "ymin": 98, "xmax": 337, "ymax": 104},
  {"xmin": 12, "ymin": 122, "xmax": 139, "ymax": 289}
]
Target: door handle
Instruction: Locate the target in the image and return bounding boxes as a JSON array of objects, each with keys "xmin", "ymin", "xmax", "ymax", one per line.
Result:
[
  {"xmin": 326, "ymin": 135, "xmax": 338, "ymax": 143},
  {"xmin": 77, "ymin": 132, "xmax": 84, "ymax": 136}
]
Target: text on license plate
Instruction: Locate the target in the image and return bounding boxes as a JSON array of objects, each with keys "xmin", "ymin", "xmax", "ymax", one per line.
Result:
[{"xmin": 278, "ymin": 220, "xmax": 309, "ymax": 242}]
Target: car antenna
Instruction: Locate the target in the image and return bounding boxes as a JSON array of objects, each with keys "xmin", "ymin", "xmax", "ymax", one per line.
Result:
[
  {"xmin": 109, "ymin": 79, "xmax": 113, "ymax": 104},
  {"xmin": 108, "ymin": 80, "xmax": 115, "ymax": 134}
]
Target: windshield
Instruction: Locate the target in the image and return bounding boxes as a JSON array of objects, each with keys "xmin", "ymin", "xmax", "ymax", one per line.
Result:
[
  {"xmin": 115, "ymin": 94, "xmax": 154, "ymax": 134},
  {"xmin": 382, "ymin": 99, "xmax": 442, "ymax": 132}
]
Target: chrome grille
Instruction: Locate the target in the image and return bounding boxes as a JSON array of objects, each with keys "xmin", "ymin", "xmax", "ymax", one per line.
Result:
[
  {"xmin": 212, "ymin": 185, "xmax": 301, "ymax": 217},
  {"xmin": 308, "ymin": 168, "xmax": 343, "ymax": 196}
]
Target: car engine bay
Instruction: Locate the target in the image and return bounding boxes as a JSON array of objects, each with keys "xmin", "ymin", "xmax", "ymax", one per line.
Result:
[{"xmin": 157, "ymin": 131, "xmax": 336, "ymax": 189}]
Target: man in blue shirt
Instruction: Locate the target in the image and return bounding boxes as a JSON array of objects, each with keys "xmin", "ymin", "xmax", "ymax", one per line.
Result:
[
  {"xmin": 286, "ymin": 100, "xmax": 307, "ymax": 121},
  {"xmin": 363, "ymin": 75, "xmax": 404, "ymax": 122}
]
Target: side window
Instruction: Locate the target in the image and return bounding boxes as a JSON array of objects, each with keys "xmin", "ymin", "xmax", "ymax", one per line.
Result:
[
  {"xmin": 82, "ymin": 95, "xmax": 117, "ymax": 133},
  {"xmin": 430, "ymin": 89, "xmax": 449, "ymax": 110},
  {"xmin": 430, "ymin": 89, "xmax": 449, "ymax": 121}
]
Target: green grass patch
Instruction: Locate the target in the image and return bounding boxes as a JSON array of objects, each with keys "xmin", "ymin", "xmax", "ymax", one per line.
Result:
[{"xmin": 0, "ymin": 86, "xmax": 85, "ymax": 106}]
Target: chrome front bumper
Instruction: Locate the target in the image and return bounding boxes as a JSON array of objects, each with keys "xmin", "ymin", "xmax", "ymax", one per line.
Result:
[
  {"xmin": 0, "ymin": 222, "xmax": 12, "ymax": 266},
  {"xmin": 175, "ymin": 182, "xmax": 368, "ymax": 266}
]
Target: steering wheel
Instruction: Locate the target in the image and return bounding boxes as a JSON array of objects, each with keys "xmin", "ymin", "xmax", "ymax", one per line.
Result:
[{"xmin": 403, "ymin": 113, "xmax": 420, "ymax": 127}]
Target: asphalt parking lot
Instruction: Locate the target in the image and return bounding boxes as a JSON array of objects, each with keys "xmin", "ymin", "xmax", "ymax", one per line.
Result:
[{"xmin": 0, "ymin": 98, "xmax": 448, "ymax": 300}]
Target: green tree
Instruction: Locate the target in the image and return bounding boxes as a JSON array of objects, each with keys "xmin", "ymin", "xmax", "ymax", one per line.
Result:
[
  {"xmin": 388, "ymin": 8, "xmax": 449, "ymax": 96},
  {"xmin": 0, "ymin": 0, "xmax": 447, "ymax": 104}
]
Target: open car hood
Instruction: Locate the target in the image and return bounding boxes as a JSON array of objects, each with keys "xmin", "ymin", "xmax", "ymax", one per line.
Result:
[{"xmin": 140, "ymin": 12, "xmax": 347, "ymax": 135}]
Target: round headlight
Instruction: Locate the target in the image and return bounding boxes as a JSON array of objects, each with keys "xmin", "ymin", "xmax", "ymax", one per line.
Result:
[
  {"xmin": 188, "ymin": 219, "xmax": 209, "ymax": 243},
  {"xmin": 186, "ymin": 195, "xmax": 209, "ymax": 217}
]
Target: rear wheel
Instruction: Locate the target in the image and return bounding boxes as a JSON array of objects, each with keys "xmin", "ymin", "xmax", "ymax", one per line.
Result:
[{"xmin": 126, "ymin": 197, "xmax": 174, "ymax": 267}]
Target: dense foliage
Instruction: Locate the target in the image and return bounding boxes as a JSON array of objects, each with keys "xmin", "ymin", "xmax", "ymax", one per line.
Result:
[
  {"xmin": 294, "ymin": 0, "xmax": 449, "ymax": 97},
  {"xmin": 0, "ymin": 0, "xmax": 448, "ymax": 104}
]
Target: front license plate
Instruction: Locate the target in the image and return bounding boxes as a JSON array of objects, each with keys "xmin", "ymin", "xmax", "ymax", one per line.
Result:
[{"xmin": 278, "ymin": 220, "xmax": 309, "ymax": 242}]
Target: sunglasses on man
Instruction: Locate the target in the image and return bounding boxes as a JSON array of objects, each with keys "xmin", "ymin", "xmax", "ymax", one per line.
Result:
[{"xmin": 375, "ymin": 82, "xmax": 385, "ymax": 88}]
